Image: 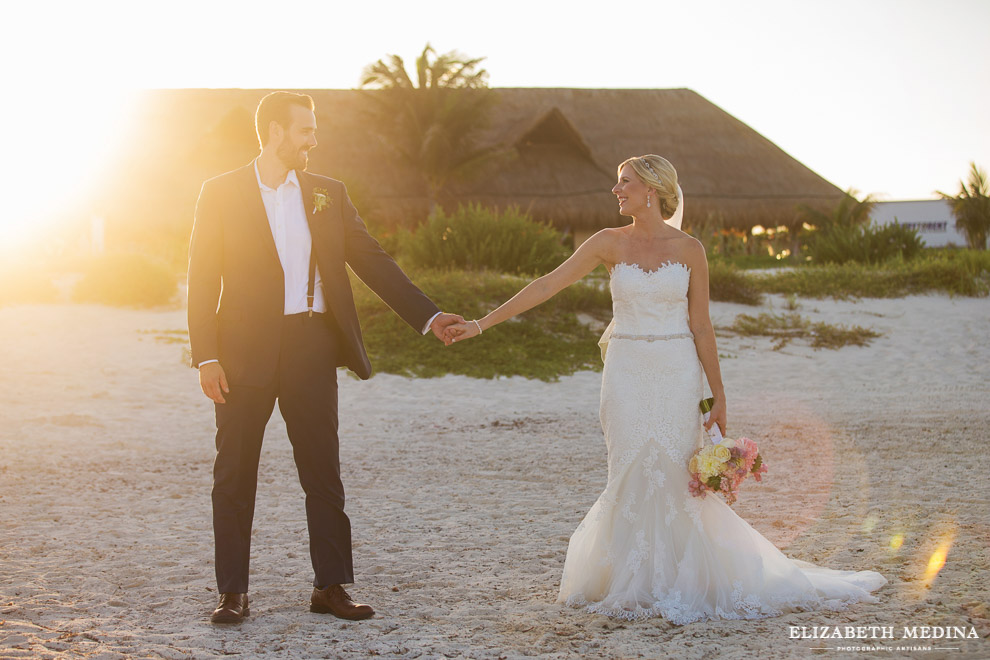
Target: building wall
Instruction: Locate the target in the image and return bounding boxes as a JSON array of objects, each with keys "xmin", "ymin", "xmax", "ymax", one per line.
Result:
[{"xmin": 870, "ymin": 200, "xmax": 966, "ymax": 248}]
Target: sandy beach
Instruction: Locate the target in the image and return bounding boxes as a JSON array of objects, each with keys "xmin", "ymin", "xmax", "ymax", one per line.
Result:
[{"xmin": 1, "ymin": 294, "xmax": 988, "ymax": 659}]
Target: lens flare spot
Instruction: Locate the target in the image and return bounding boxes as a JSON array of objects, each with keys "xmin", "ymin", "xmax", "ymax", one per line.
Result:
[
  {"xmin": 922, "ymin": 540, "xmax": 953, "ymax": 587},
  {"xmin": 889, "ymin": 533, "xmax": 904, "ymax": 551},
  {"xmin": 927, "ymin": 549, "xmax": 947, "ymax": 573}
]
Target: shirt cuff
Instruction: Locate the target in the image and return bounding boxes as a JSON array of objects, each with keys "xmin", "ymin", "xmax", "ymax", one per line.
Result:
[
  {"xmin": 198, "ymin": 359, "xmax": 219, "ymax": 368},
  {"xmin": 422, "ymin": 311, "xmax": 443, "ymax": 335}
]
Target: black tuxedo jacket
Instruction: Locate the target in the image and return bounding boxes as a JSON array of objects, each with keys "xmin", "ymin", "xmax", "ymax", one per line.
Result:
[{"xmin": 187, "ymin": 162, "xmax": 440, "ymax": 385}]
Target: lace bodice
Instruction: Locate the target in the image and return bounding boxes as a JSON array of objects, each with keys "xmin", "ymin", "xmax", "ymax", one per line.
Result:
[{"xmin": 609, "ymin": 262, "xmax": 692, "ymax": 336}]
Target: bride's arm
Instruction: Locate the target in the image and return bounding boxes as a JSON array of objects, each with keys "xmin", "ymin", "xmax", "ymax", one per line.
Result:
[
  {"xmin": 455, "ymin": 231, "xmax": 611, "ymax": 339},
  {"xmin": 685, "ymin": 240, "xmax": 727, "ymax": 434}
]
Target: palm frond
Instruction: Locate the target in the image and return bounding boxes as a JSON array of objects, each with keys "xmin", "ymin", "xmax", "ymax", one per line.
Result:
[
  {"xmin": 937, "ymin": 162, "xmax": 990, "ymax": 249},
  {"xmin": 358, "ymin": 43, "xmax": 496, "ymax": 216}
]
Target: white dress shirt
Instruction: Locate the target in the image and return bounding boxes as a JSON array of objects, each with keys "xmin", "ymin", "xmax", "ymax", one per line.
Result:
[{"xmin": 254, "ymin": 160, "xmax": 327, "ymax": 315}]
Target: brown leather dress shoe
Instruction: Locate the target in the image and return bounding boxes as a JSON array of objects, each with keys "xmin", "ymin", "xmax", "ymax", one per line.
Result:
[
  {"xmin": 310, "ymin": 584, "xmax": 374, "ymax": 620},
  {"xmin": 210, "ymin": 593, "xmax": 249, "ymax": 624}
]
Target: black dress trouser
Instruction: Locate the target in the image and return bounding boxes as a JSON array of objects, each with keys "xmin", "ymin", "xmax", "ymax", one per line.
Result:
[{"xmin": 211, "ymin": 312, "xmax": 353, "ymax": 593}]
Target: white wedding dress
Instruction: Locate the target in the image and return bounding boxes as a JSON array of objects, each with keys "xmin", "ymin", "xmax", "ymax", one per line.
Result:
[{"xmin": 557, "ymin": 260, "xmax": 887, "ymax": 624}]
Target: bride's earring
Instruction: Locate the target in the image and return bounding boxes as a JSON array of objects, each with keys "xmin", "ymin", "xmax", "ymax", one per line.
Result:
[{"xmin": 647, "ymin": 194, "xmax": 652, "ymax": 208}]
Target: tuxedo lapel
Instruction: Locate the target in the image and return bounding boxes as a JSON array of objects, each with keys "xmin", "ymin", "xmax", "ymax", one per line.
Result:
[
  {"xmin": 236, "ymin": 164, "xmax": 282, "ymax": 269},
  {"xmin": 297, "ymin": 170, "xmax": 341, "ymax": 267},
  {"xmin": 299, "ymin": 170, "xmax": 315, "ymax": 218}
]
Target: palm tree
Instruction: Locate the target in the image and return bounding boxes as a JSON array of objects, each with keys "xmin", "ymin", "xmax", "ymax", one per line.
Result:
[
  {"xmin": 360, "ymin": 44, "xmax": 506, "ymax": 218},
  {"xmin": 361, "ymin": 44, "xmax": 489, "ymax": 90},
  {"xmin": 798, "ymin": 189, "xmax": 876, "ymax": 230},
  {"xmin": 939, "ymin": 163, "xmax": 990, "ymax": 250},
  {"xmin": 792, "ymin": 189, "xmax": 875, "ymax": 257}
]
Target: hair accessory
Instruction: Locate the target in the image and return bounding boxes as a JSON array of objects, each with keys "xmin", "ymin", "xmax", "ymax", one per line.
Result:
[{"xmin": 642, "ymin": 159, "xmax": 659, "ymax": 180}]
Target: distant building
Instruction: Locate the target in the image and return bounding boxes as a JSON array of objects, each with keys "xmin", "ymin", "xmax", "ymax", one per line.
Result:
[{"xmin": 870, "ymin": 200, "xmax": 964, "ymax": 248}]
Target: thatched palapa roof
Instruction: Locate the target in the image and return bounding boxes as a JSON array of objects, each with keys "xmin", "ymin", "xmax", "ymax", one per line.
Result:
[
  {"xmin": 116, "ymin": 88, "xmax": 844, "ymax": 236},
  {"xmin": 469, "ymin": 88, "xmax": 845, "ymax": 230}
]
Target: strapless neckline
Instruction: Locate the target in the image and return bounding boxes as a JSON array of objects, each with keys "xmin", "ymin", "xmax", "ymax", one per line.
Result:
[{"xmin": 611, "ymin": 261, "xmax": 691, "ymax": 277}]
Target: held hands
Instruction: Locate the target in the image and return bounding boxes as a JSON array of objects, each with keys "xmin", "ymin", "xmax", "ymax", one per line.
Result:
[
  {"xmin": 429, "ymin": 312, "xmax": 466, "ymax": 346},
  {"xmin": 703, "ymin": 397, "xmax": 728, "ymax": 437},
  {"xmin": 444, "ymin": 320, "xmax": 482, "ymax": 344},
  {"xmin": 199, "ymin": 362, "xmax": 229, "ymax": 404}
]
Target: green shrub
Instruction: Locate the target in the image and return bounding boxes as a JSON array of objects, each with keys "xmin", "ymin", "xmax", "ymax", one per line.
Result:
[
  {"xmin": 363, "ymin": 215, "xmax": 405, "ymax": 261},
  {"xmin": 73, "ymin": 253, "xmax": 177, "ymax": 307},
  {"xmin": 352, "ymin": 267, "xmax": 611, "ymax": 380},
  {"xmin": 708, "ymin": 261, "xmax": 763, "ymax": 305},
  {"xmin": 716, "ymin": 254, "xmax": 796, "ymax": 270},
  {"xmin": 399, "ymin": 203, "xmax": 571, "ymax": 275},
  {"xmin": 684, "ymin": 213, "xmax": 753, "ymax": 258},
  {"xmin": 807, "ymin": 221, "xmax": 925, "ymax": 265},
  {"xmin": 755, "ymin": 252, "xmax": 990, "ymax": 298}
]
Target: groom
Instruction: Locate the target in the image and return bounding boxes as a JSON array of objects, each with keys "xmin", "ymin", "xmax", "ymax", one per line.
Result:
[{"xmin": 187, "ymin": 91, "xmax": 462, "ymax": 624}]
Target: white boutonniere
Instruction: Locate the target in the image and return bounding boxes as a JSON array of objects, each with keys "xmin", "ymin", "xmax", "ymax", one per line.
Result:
[{"xmin": 313, "ymin": 188, "xmax": 332, "ymax": 213}]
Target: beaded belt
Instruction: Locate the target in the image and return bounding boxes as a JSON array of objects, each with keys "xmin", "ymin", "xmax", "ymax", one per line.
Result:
[{"xmin": 610, "ymin": 332, "xmax": 694, "ymax": 341}]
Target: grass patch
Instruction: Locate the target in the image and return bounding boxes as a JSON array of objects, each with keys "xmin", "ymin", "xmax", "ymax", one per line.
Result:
[
  {"xmin": 753, "ymin": 252, "xmax": 990, "ymax": 299},
  {"xmin": 352, "ymin": 268, "xmax": 612, "ymax": 380},
  {"xmin": 709, "ymin": 261, "xmax": 764, "ymax": 305},
  {"xmin": 715, "ymin": 254, "xmax": 798, "ymax": 270},
  {"xmin": 723, "ymin": 312, "xmax": 881, "ymax": 350}
]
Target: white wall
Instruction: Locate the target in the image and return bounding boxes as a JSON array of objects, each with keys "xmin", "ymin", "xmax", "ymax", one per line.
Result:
[{"xmin": 871, "ymin": 199, "xmax": 966, "ymax": 248}]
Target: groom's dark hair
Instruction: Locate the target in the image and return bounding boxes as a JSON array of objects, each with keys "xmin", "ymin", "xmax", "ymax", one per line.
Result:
[{"xmin": 255, "ymin": 91, "xmax": 316, "ymax": 148}]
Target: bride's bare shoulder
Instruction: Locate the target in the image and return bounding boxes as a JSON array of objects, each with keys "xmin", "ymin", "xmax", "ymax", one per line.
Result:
[
  {"xmin": 585, "ymin": 227, "xmax": 628, "ymax": 258},
  {"xmin": 591, "ymin": 226, "xmax": 631, "ymax": 243},
  {"xmin": 587, "ymin": 227, "xmax": 628, "ymax": 256},
  {"xmin": 676, "ymin": 234, "xmax": 707, "ymax": 270}
]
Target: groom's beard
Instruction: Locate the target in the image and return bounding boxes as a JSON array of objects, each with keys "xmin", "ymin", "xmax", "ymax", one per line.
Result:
[{"xmin": 276, "ymin": 139, "xmax": 309, "ymax": 172}]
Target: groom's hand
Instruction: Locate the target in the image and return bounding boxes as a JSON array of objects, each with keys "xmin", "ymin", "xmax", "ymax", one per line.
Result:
[
  {"xmin": 199, "ymin": 362, "xmax": 229, "ymax": 404},
  {"xmin": 430, "ymin": 313, "xmax": 465, "ymax": 346}
]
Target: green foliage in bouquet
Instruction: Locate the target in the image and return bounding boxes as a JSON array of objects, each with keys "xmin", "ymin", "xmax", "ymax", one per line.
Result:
[
  {"xmin": 399, "ymin": 203, "xmax": 571, "ymax": 275},
  {"xmin": 73, "ymin": 253, "xmax": 177, "ymax": 307}
]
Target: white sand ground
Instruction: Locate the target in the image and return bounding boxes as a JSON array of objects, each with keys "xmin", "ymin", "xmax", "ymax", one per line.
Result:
[{"xmin": 0, "ymin": 294, "xmax": 988, "ymax": 659}]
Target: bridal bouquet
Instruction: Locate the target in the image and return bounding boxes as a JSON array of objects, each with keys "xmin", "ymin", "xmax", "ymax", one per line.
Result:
[
  {"xmin": 688, "ymin": 404, "xmax": 767, "ymax": 504},
  {"xmin": 688, "ymin": 438, "xmax": 766, "ymax": 504}
]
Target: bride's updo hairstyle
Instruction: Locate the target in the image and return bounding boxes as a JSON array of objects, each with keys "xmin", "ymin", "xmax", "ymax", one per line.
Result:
[{"xmin": 620, "ymin": 155, "xmax": 679, "ymax": 220}]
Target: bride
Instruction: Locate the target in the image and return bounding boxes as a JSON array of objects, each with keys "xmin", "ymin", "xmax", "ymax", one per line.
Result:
[{"xmin": 446, "ymin": 155, "xmax": 887, "ymax": 624}]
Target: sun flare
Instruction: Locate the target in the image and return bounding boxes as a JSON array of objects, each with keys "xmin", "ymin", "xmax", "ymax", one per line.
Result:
[{"xmin": 0, "ymin": 88, "xmax": 137, "ymax": 256}]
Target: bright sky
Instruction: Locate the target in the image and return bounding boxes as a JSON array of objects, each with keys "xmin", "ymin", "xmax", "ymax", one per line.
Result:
[{"xmin": 2, "ymin": 0, "xmax": 988, "ymax": 250}]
